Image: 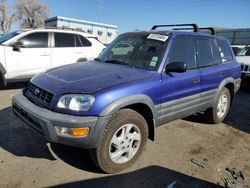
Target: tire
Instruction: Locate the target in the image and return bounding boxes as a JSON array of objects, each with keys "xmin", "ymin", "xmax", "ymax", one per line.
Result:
[
  {"xmin": 204, "ymin": 87, "xmax": 231, "ymax": 124},
  {"xmin": 0, "ymin": 73, "xmax": 6, "ymax": 89},
  {"xmin": 89, "ymin": 109, "xmax": 148, "ymax": 173}
]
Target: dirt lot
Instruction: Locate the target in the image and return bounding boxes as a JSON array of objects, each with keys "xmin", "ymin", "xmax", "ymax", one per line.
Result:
[{"xmin": 0, "ymin": 82, "xmax": 249, "ymax": 188}]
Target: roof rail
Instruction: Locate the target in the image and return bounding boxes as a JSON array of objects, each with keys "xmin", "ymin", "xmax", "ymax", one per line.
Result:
[
  {"xmin": 33, "ymin": 26, "xmax": 86, "ymax": 33},
  {"xmin": 199, "ymin": 27, "xmax": 215, "ymax": 35},
  {"xmin": 151, "ymin": 24, "xmax": 199, "ymax": 32}
]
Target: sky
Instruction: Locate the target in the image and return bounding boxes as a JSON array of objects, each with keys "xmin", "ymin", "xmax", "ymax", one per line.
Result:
[{"xmin": 7, "ymin": 0, "xmax": 250, "ymax": 33}]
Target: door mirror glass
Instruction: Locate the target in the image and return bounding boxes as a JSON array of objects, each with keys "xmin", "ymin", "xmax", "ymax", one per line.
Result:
[{"xmin": 165, "ymin": 61, "xmax": 187, "ymax": 73}]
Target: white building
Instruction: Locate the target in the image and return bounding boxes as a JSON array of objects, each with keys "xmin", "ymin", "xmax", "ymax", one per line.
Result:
[{"xmin": 45, "ymin": 16, "xmax": 118, "ymax": 44}]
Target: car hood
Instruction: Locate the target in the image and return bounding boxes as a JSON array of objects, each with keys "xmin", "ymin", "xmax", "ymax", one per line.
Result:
[
  {"xmin": 236, "ymin": 56, "xmax": 250, "ymax": 65},
  {"xmin": 31, "ymin": 61, "xmax": 153, "ymax": 94}
]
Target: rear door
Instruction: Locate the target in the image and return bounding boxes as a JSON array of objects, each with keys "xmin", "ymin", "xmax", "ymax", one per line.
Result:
[
  {"xmin": 196, "ymin": 37, "xmax": 230, "ymax": 109},
  {"xmin": 51, "ymin": 32, "xmax": 91, "ymax": 67},
  {"xmin": 160, "ymin": 35, "xmax": 201, "ymax": 123}
]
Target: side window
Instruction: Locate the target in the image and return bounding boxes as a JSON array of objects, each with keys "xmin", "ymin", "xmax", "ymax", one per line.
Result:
[
  {"xmin": 55, "ymin": 33, "xmax": 75, "ymax": 47},
  {"xmin": 197, "ymin": 38, "xmax": 214, "ymax": 68},
  {"xmin": 76, "ymin": 35, "xmax": 92, "ymax": 47},
  {"xmin": 217, "ymin": 39, "xmax": 233, "ymax": 63},
  {"xmin": 17, "ymin": 32, "xmax": 48, "ymax": 48},
  {"xmin": 210, "ymin": 39, "xmax": 222, "ymax": 65},
  {"xmin": 167, "ymin": 36, "xmax": 196, "ymax": 70}
]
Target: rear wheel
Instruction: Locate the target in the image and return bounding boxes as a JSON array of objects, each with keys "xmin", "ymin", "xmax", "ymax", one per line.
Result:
[
  {"xmin": 89, "ymin": 109, "xmax": 148, "ymax": 173},
  {"xmin": 205, "ymin": 87, "xmax": 231, "ymax": 123}
]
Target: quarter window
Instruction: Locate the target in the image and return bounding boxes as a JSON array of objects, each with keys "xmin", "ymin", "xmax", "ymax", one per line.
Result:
[
  {"xmin": 197, "ymin": 38, "xmax": 214, "ymax": 68},
  {"xmin": 76, "ymin": 35, "xmax": 92, "ymax": 47},
  {"xmin": 217, "ymin": 39, "xmax": 233, "ymax": 63},
  {"xmin": 167, "ymin": 36, "xmax": 196, "ymax": 69},
  {"xmin": 17, "ymin": 32, "xmax": 48, "ymax": 48}
]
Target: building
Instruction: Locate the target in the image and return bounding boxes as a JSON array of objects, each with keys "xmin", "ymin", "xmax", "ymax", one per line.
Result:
[
  {"xmin": 216, "ymin": 28, "xmax": 250, "ymax": 45},
  {"xmin": 45, "ymin": 16, "xmax": 118, "ymax": 44}
]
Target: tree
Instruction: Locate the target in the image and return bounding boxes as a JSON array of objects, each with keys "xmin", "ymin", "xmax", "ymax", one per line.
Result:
[
  {"xmin": 15, "ymin": 0, "xmax": 49, "ymax": 28},
  {"xmin": 0, "ymin": 0, "xmax": 17, "ymax": 34}
]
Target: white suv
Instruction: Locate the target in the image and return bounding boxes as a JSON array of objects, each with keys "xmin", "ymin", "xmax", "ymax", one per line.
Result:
[
  {"xmin": 0, "ymin": 28, "xmax": 105, "ymax": 88},
  {"xmin": 236, "ymin": 45, "xmax": 250, "ymax": 78}
]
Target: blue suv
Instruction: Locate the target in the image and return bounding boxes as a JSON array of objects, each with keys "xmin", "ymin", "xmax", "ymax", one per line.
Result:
[{"xmin": 12, "ymin": 24, "xmax": 241, "ymax": 173}]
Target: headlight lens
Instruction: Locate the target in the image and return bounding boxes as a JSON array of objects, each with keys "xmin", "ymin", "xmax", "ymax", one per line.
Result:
[{"xmin": 57, "ymin": 94, "xmax": 95, "ymax": 111}]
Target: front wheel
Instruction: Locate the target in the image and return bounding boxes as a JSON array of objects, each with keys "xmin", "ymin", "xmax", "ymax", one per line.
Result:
[
  {"xmin": 205, "ymin": 87, "xmax": 231, "ymax": 123},
  {"xmin": 89, "ymin": 109, "xmax": 148, "ymax": 173}
]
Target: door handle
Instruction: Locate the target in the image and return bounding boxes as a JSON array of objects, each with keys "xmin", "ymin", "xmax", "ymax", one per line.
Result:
[
  {"xmin": 40, "ymin": 52, "xmax": 50, "ymax": 56},
  {"xmin": 192, "ymin": 77, "xmax": 200, "ymax": 83},
  {"xmin": 220, "ymin": 72, "xmax": 225, "ymax": 77}
]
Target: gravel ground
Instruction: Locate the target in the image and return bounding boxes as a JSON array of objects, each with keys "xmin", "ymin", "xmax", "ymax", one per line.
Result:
[{"xmin": 0, "ymin": 82, "xmax": 249, "ymax": 188}]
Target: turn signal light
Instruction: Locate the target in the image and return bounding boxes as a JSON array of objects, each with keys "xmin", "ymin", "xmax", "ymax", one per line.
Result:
[{"xmin": 71, "ymin": 127, "xmax": 89, "ymax": 137}]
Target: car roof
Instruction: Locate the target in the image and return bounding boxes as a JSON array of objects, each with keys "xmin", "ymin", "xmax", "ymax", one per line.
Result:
[{"xmin": 124, "ymin": 30, "xmax": 228, "ymax": 41}]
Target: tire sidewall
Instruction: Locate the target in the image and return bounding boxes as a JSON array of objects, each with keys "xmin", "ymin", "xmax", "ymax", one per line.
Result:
[
  {"xmin": 98, "ymin": 110, "xmax": 148, "ymax": 173},
  {"xmin": 213, "ymin": 88, "xmax": 231, "ymax": 123}
]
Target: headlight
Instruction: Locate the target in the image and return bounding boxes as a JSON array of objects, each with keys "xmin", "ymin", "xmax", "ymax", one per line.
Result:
[{"xmin": 57, "ymin": 94, "xmax": 95, "ymax": 111}]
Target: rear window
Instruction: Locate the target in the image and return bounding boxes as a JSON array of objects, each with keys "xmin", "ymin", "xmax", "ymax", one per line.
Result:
[{"xmin": 217, "ymin": 39, "xmax": 233, "ymax": 63}]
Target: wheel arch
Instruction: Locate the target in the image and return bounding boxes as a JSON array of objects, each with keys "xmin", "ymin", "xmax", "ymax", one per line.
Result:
[
  {"xmin": 76, "ymin": 57, "xmax": 87, "ymax": 62},
  {"xmin": 0, "ymin": 62, "xmax": 7, "ymax": 87},
  {"xmin": 99, "ymin": 94, "xmax": 158, "ymax": 141},
  {"xmin": 216, "ymin": 77, "xmax": 236, "ymax": 106}
]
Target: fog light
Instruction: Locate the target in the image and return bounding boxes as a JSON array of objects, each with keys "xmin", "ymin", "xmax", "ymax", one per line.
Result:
[
  {"xmin": 55, "ymin": 126, "xmax": 89, "ymax": 137},
  {"xmin": 71, "ymin": 127, "xmax": 89, "ymax": 137}
]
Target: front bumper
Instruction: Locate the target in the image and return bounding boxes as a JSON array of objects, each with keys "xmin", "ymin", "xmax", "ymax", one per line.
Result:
[{"xmin": 12, "ymin": 92, "xmax": 110, "ymax": 149}]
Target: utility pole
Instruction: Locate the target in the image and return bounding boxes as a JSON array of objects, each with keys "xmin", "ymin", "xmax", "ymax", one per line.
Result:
[{"xmin": 98, "ymin": 0, "xmax": 103, "ymax": 23}]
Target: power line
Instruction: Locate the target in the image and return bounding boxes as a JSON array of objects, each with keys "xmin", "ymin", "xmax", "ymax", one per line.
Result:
[{"xmin": 98, "ymin": 0, "xmax": 103, "ymax": 23}]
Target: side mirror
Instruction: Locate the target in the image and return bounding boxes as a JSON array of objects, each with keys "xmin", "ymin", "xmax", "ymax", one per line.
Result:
[
  {"xmin": 12, "ymin": 41, "xmax": 23, "ymax": 52},
  {"xmin": 165, "ymin": 61, "xmax": 187, "ymax": 73}
]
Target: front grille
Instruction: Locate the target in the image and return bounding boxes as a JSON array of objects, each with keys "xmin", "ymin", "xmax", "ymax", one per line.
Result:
[
  {"xmin": 241, "ymin": 64, "xmax": 250, "ymax": 73},
  {"xmin": 26, "ymin": 83, "xmax": 53, "ymax": 105}
]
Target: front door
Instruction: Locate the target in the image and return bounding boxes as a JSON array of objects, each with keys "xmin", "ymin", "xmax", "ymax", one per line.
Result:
[
  {"xmin": 5, "ymin": 32, "xmax": 51, "ymax": 79},
  {"xmin": 160, "ymin": 35, "xmax": 200, "ymax": 124}
]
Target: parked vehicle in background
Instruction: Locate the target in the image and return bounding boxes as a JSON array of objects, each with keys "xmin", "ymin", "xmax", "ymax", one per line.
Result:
[
  {"xmin": 12, "ymin": 24, "xmax": 241, "ymax": 173},
  {"xmin": 0, "ymin": 27, "xmax": 105, "ymax": 88},
  {"xmin": 231, "ymin": 45, "xmax": 246, "ymax": 55},
  {"xmin": 236, "ymin": 45, "xmax": 250, "ymax": 78}
]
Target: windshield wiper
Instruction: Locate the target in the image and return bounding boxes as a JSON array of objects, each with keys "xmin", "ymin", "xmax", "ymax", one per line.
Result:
[{"xmin": 104, "ymin": 59, "xmax": 130, "ymax": 66}]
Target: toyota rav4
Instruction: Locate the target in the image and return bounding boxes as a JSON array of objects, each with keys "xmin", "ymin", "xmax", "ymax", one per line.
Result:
[{"xmin": 12, "ymin": 24, "xmax": 241, "ymax": 173}]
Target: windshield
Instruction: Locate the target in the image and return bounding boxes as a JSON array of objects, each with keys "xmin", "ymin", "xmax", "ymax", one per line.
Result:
[
  {"xmin": 97, "ymin": 32, "xmax": 168, "ymax": 71},
  {"xmin": 0, "ymin": 30, "xmax": 22, "ymax": 43},
  {"xmin": 237, "ymin": 47, "xmax": 250, "ymax": 56}
]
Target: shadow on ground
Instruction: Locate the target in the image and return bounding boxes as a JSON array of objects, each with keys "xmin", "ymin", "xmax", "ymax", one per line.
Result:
[
  {"xmin": 0, "ymin": 106, "xmax": 55, "ymax": 160},
  {"xmin": 50, "ymin": 143, "xmax": 102, "ymax": 173},
  {"xmin": 0, "ymin": 106, "xmax": 101, "ymax": 173},
  {"xmin": 184, "ymin": 85, "xmax": 250, "ymax": 134},
  {"xmin": 50, "ymin": 165, "xmax": 222, "ymax": 188}
]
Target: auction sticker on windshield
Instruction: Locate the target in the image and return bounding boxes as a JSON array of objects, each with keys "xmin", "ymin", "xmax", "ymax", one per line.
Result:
[{"xmin": 147, "ymin": 34, "xmax": 169, "ymax": 42}]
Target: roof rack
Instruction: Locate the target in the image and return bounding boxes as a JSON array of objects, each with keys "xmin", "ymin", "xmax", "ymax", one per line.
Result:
[
  {"xmin": 151, "ymin": 24, "xmax": 199, "ymax": 32},
  {"xmin": 33, "ymin": 26, "xmax": 86, "ymax": 33},
  {"xmin": 200, "ymin": 27, "xmax": 215, "ymax": 35}
]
